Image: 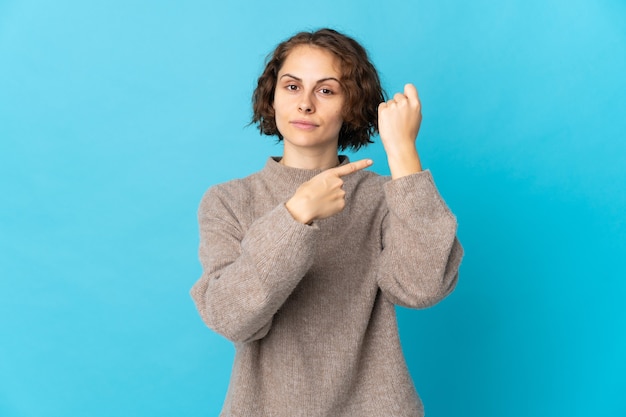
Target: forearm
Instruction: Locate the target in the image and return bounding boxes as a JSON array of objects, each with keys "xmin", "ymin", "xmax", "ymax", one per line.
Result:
[
  {"xmin": 377, "ymin": 171, "xmax": 463, "ymax": 308},
  {"xmin": 385, "ymin": 143, "xmax": 422, "ymax": 179},
  {"xmin": 191, "ymin": 202, "xmax": 317, "ymax": 343}
]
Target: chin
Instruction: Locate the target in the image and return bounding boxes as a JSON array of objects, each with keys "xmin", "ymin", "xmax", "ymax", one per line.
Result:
[{"xmin": 287, "ymin": 138, "xmax": 336, "ymax": 149}]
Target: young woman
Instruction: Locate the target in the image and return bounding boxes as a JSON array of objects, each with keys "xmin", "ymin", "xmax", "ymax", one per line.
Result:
[{"xmin": 191, "ymin": 28, "xmax": 463, "ymax": 417}]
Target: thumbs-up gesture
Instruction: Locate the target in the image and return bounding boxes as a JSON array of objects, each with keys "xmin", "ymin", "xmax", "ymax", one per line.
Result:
[
  {"xmin": 285, "ymin": 159, "xmax": 373, "ymax": 224},
  {"xmin": 378, "ymin": 83, "xmax": 423, "ymax": 178}
]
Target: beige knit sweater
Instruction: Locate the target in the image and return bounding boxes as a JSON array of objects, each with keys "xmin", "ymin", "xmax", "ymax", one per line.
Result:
[{"xmin": 191, "ymin": 156, "xmax": 463, "ymax": 417}]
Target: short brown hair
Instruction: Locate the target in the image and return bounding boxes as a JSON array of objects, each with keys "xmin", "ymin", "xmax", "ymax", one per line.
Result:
[{"xmin": 252, "ymin": 28, "xmax": 385, "ymax": 151}]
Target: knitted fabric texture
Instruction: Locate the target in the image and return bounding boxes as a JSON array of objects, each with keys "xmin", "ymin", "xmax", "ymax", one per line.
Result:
[{"xmin": 191, "ymin": 156, "xmax": 463, "ymax": 417}]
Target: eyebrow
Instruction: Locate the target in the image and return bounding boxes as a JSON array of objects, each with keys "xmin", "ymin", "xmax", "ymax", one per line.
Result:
[{"xmin": 279, "ymin": 73, "xmax": 341, "ymax": 84}]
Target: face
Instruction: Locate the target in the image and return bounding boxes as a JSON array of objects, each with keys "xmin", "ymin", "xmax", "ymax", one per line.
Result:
[{"xmin": 273, "ymin": 45, "xmax": 345, "ymax": 152}]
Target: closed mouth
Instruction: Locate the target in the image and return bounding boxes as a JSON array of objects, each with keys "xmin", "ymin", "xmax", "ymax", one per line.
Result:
[{"xmin": 290, "ymin": 120, "xmax": 319, "ymax": 129}]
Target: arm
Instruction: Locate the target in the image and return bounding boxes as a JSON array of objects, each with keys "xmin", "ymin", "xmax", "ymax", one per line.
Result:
[
  {"xmin": 377, "ymin": 171, "xmax": 463, "ymax": 308},
  {"xmin": 376, "ymin": 83, "xmax": 463, "ymax": 307},
  {"xmin": 190, "ymin": 187, "xmax": 318, "ymax": 343},
  {"xmin": 191, "ymin": 160, "xmax": 373, "ymax": 343}
]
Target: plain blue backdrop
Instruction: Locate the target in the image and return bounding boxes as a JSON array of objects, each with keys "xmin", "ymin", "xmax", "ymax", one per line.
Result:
[{"xmin": 1, "ymin": 0, "xmax": 625, "ymax": 416}]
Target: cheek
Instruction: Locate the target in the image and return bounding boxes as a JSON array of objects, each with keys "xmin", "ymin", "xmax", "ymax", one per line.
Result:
[
  {"xmin": 334, "ymin": 99, "xmax": 345, "ymax": 123},
  {"xmin": 272, "ymin": 92, "xmax": 288, "ymax": 116},
  {"xmin": 273, "ymin": 101, "xmax": 287, "ymax": 134},
  {"xmin": 333, "ymin": 108, "xmax": 344, "ymax": 125}
]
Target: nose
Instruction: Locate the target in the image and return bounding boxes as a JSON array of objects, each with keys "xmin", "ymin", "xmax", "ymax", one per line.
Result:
[{"xmin": 298, "ymin": 93, "xmax": 315, "ymax": 113}]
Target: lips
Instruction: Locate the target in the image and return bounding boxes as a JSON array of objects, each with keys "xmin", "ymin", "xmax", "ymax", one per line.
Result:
[{"xmin": 290, "ymin": 120, "xmax": 319, "ymax": 130}]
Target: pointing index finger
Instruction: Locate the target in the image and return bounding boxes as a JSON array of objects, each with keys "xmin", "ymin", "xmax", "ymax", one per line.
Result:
[{"xmin": 330, "ymin": 159, "xmax": 374, "ymax": 177}]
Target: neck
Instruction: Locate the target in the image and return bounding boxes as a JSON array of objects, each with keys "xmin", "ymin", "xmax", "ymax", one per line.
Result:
[{"xmin": 280, "ymin": 145, "xmax": 340, "ymax": 170}]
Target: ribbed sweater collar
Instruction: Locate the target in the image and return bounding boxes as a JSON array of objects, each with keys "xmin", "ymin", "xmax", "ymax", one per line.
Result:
[{"xmin": 261, "ymin": 156, "xmax": 350, "ymax": 188}]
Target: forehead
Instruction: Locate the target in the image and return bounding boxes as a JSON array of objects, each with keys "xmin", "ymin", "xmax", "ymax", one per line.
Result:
[{"xmin": 279, "ymin": 45, "xmax": 342, "ymax": 78}]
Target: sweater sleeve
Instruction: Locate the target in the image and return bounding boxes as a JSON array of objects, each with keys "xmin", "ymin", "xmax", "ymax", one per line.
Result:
[
  {"xmin": 376, "ymin": 170, "xmax": 463, "ymax": 308},
  {"xmin": 190, "ymin": 186, "xmax": 318, "ymax": 343}
]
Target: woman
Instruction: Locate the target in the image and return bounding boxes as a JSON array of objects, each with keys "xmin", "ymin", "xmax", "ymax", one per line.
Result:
[{"xmin": 191, "ymin": 28, "xmax": 463, "ymax": 417}]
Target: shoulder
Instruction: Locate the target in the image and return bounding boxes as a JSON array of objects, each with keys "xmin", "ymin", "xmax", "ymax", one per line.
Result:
[{"xmin": 199, "ymin": 171, "xmax": 264, "ymax": 216}]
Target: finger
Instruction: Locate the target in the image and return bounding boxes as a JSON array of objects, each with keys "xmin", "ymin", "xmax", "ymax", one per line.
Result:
[
  {"xmin": 330, "ymin": 159, "xmax": 374, "ymax": 177},
  {"xmin": 393, "ymin": 92, "xmax": 406, "ymax": 103},
  {"xmin": 404, "ymin": 83, "xmax": 420, "ymax": 103},
  {"xmin": 378, "ymin": 102, "xmax": 386, "ymax": 117}
]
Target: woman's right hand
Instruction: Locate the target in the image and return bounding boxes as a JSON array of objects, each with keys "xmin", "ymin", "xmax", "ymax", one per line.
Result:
[{"xmin": 285, "ymin": 159, "xmax": 373, "ymax": 224}]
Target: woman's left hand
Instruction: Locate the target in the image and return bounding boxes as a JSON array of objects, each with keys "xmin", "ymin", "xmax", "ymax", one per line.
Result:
[{"xmin": 378, "ymin": 83, "xmax": 423, "ymax": 178}]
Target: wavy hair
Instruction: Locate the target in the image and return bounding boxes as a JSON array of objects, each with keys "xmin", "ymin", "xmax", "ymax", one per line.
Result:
[{"xmin": 251, "ymin": 28, "xmax": 385, "ymax": 151}]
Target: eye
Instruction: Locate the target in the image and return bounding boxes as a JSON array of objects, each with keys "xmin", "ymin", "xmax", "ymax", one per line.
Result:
[
  {"xmin": 286, "ymin": 84, "xmax": 299, "ymax": 91},
  {"xmin": 319, "ymin": 88, "xmax": 334, "ymax": 95}
]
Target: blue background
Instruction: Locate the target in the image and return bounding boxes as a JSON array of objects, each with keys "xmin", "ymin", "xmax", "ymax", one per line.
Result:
[{"xmin": 1, "ymin": 0, "xmax": 625, "ymax": 416}]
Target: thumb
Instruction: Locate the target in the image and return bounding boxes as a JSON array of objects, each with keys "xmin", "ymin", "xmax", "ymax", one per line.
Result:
[{"xmin": 404, "ymin": 83, "xmax": 420, "ymax": 104}]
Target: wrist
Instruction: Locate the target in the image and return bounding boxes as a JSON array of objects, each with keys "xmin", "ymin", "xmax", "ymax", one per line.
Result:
[
  {"xmin": 386, "ymin": 146, "xmax": 422, "ymax": 179},
  {"xmin": 285, "ymin": 198, "xmax": 314, "ymax": 225}
]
